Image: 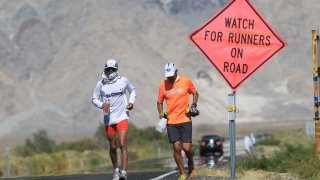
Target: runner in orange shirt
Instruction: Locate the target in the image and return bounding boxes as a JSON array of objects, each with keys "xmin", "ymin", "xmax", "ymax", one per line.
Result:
[{"xmin": 157, "ymin": 62, "xmax": 199, "ymax": 180}]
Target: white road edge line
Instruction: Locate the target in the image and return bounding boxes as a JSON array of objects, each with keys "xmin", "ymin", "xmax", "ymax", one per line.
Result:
[{"xmin": 150, "ymin": 170, "xmax": 179, "ymax": 180}]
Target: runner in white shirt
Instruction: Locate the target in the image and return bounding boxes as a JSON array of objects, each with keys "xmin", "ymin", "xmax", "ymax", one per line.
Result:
[
  {"xmin": 92, "ymin": 58, "xmax": 136, "ymax": 180},
  {"xmin": 244, "ymin": 135, "xmax": 253, "ymax": 155}
]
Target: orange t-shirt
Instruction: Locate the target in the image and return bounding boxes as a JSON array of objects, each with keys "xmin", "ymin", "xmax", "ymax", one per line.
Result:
[{"xmin": 157, "ymin": 76, "xmax": 197, "ymax": 124}]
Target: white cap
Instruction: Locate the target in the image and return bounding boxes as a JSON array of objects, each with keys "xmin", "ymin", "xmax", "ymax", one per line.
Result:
[
  {"xmin": 164, "ymin": 62, "xmax": 177, "ymax": 77},
  {"xmin": 105, "ymin": 59, "xmax": 118, "ymax": 69}
]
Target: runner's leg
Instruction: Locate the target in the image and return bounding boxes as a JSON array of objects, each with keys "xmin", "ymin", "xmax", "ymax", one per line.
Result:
[
  {"xmin": 182, "ymin": 143, "xmax": 194, "ymax": 170},
  {"xmin": 181, "ymin": 122, "xmax": 195, "ymax": 175},
  {"xmin": 106, "ymin": 126, "xmax": 118, "ymax": 169},
  {"xmin": 107, "ymin": 134, "xmax": 118, "ymax": 169},
  {"xmin": 118, "ymin": 130, "xmax": 128, "ymax": 170},
  {"xmin": 116, "ymin": 120, "xmax": 129, "ymax": 171},
  {"xmin": 173, "ymin": 141, "xmax": 186, "ymax": 176}
]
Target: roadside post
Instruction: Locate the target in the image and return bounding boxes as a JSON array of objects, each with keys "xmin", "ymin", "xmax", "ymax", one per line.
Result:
[
  {"xmin": 306, "ymin": 121, "xmax": 315, "ymax": 143},
  {"xmin": 188, "ymin": 0, "xmax": 287, "ymax": 178},
  {"xmin": 227, "ymin": 92, "xmax": 236, "ymax": 179},
  {"xmin": 312, "ymin": 29, "xmax": 320, "ymax": 156},
  {"xmin": 3, "ymin": 147, "xmax": 11, "ymax": 178},
  {"xmin": 306, "ymin": 121, "xmax": 316, "ymax": 136}
]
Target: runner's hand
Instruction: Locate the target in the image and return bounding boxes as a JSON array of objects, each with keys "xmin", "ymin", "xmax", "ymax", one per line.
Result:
[
  {"xmin": 126, "ymin": 103, "xmax": 134, "ymax": 110},
  {"xmin": 189, "ymin": 104, "xmax": 199, "ymax": 117},
  {"xmin": 102, "ymin": 103, "xmax": 110, "ymax": 111},
  {"xmin": 159, "ymin": 112, "xmax": 164, "ymax": 119},
  {"xmin": 190, "ymin": 104, "xmax": 197, "ymax": 113}
]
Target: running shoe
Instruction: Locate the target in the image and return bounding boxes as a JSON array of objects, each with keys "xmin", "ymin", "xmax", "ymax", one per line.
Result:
[
  {"xmin": 113, "ymin": 168, "xmax": 120, "ymax": 180},
  {"xmin": 119, "ymin": 169, "xmax": 127, "ymax": 180},
  {"xmin": 178, "ymin": 174, "xmax": 187, "ymax": 180},
  {"xmin": 188, "ymin": 169, "xmax": 197, "ymax": 179},
  {"xmin": 188, "ymin": 161, "xmax": 197, "ymax": 179}
]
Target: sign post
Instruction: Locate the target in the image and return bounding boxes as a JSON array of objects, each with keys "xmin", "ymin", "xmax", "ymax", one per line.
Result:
[
  {"xmin": 188, "ymin": 0, "xmax": 287, "ymax": 178},
  {"xmin": 312, "ymin": 29, "xmax": 320, "ymax": 157},
  {"xmin": 227, "ymin": 92, "xmax": 236, "ymax": 179}
]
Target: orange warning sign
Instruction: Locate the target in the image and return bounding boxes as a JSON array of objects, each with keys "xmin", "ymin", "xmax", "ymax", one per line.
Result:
[{"xmin": 189, "ymin": 0, "xmax": 287, "ymax": 91}]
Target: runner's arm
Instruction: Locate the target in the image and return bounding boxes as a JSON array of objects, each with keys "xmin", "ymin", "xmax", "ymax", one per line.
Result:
[
  {"xmin": 157, "ymin": 101, "xmax": 164, "ymax": 119},
  {"xmin": 192, "ymin": 91, "xmax": 199, "ymax": 106},
  {"xmin": 92, "ymin": 81, "xmax": 103, "ymax": 109},
  {"xmin": 188, "ymin": 78, "xmax": 199, "ymax": 111},
  {"xmin": 124, "ymin": 77, "xmax": 136, "ymax": 110},
  {"xmin": 124, "ymin": 77, "xmax": 136, "ymax": 104},
  {"xmin": 157, "ymin": 83, "xmax": 165, "ymax": 119},
  {"xmin": 190, "ymin": 91, "xmax": 199, "ymax": 113}
]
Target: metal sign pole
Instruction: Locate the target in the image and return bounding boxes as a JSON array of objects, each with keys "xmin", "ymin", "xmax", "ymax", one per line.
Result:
[{"xmin": 227, "ymin": 92, "xmax": 236, "ymax": 179}]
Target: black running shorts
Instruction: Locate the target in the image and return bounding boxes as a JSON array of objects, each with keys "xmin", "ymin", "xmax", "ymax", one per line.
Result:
[{"xmin": 167, "ymin": 122, "xmax": 192, "ymax": 143}]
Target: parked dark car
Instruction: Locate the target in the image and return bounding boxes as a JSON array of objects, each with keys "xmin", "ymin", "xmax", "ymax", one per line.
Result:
[{"xmin": 199, "ymin": 135, "xmax": 224, "ymax": 157}]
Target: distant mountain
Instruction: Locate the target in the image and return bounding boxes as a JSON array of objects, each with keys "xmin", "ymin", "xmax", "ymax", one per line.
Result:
[{"xmin": 0, "ymin": 0, "xmax": 316, "ymax": 145}]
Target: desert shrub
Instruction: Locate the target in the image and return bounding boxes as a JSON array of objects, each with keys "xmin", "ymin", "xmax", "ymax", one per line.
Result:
[
  {"xmin": 239, "ymin": 154, "xmax": 270, "ymax": 170},
  {"xmin": 127, "ymin": 123, "xmax": 168, "ymax": 145},
  {"xmin": 32, "ymin": 130, "xmax": 56, "ymax": 153},
  {"xmin": 23, "ymin": 153, "xmax": 61, "ymax": 175},
  {"xmin": 84, "ymin": 152, "xmax": 102, "ymax": 168},
  {"xmin": 14, "ymin": 129, "xmax": 101, "ymax": 157},
  {"xmin": 14, "ymin": 130, "xmax": 57, "ymax": 157},
  {"xmin": 94, "ymin": 123, "xmax": 109, "ymax": 148},
  {"xmin": 239, "ymin": 143, "xmax": 320, "ymax": 179},
  {"xmin": 257, "ymin": 136, "xmax": 281, "ymax": 146},
  {"xmin": 58, "ymin": 138, "xmax": 100, "ymax": 152}
]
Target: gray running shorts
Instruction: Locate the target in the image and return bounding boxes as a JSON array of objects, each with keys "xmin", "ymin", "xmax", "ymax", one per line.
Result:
[{"xmin": 167, "ymin": 122, "xmax": 192, "ymax": 143}]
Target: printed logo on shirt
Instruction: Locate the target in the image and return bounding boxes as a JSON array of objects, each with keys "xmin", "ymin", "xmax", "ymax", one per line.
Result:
[
  {"xmin": 164, "ymin": 88, "xmax": 185, "ymax": 96},
  {"xmin": 105, "ymin": 88, "xmax": 124, "ymax": 98}
]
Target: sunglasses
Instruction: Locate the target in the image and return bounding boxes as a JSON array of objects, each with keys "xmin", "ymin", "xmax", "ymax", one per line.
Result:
[{"xmin": 104, "ymin": 67, "xmax": 117, "ymax": 72}]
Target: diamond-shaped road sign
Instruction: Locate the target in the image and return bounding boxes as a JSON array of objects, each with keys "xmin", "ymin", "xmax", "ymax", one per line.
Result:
[{"xmin": 189, "ymin": 0, "xmax": 287, "ymax": 91}]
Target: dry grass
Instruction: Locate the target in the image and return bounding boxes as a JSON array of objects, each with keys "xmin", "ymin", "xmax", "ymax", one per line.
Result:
[
  {"xmin": 197, "ymin": 167, "xmax": 300, "ymax": 180},
  {"xmin": 1, "ymin": 150, "xmax": 111, "ymax": 177},
  {"xmin": 238, "ymin": 170, "xmax": 300, "ymax": 180},
  {"xmin": 258, "ymin": 145, "xmax": 280, "ymax": 156},
  {"xmin": 197, "ymin": 167, "xmax": 229, "ymax": 177}
]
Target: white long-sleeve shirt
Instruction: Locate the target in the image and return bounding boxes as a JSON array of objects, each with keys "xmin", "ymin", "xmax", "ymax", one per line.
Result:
[{"xmin": 92, "ymin": 76, "xmax": 136, "ymax": 125}]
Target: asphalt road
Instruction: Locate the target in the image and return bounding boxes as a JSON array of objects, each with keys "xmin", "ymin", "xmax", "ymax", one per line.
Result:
[
  {"xmin": 1, "ymin": 172, "xmax": 166, "ymax": 180},
  {"xmin": 2, "ymin": 138, "xmax": 252, "ymax": 180},
  {"xmin": 1, "ymin": 170, "xmax": 233, "ymax": 180}
]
